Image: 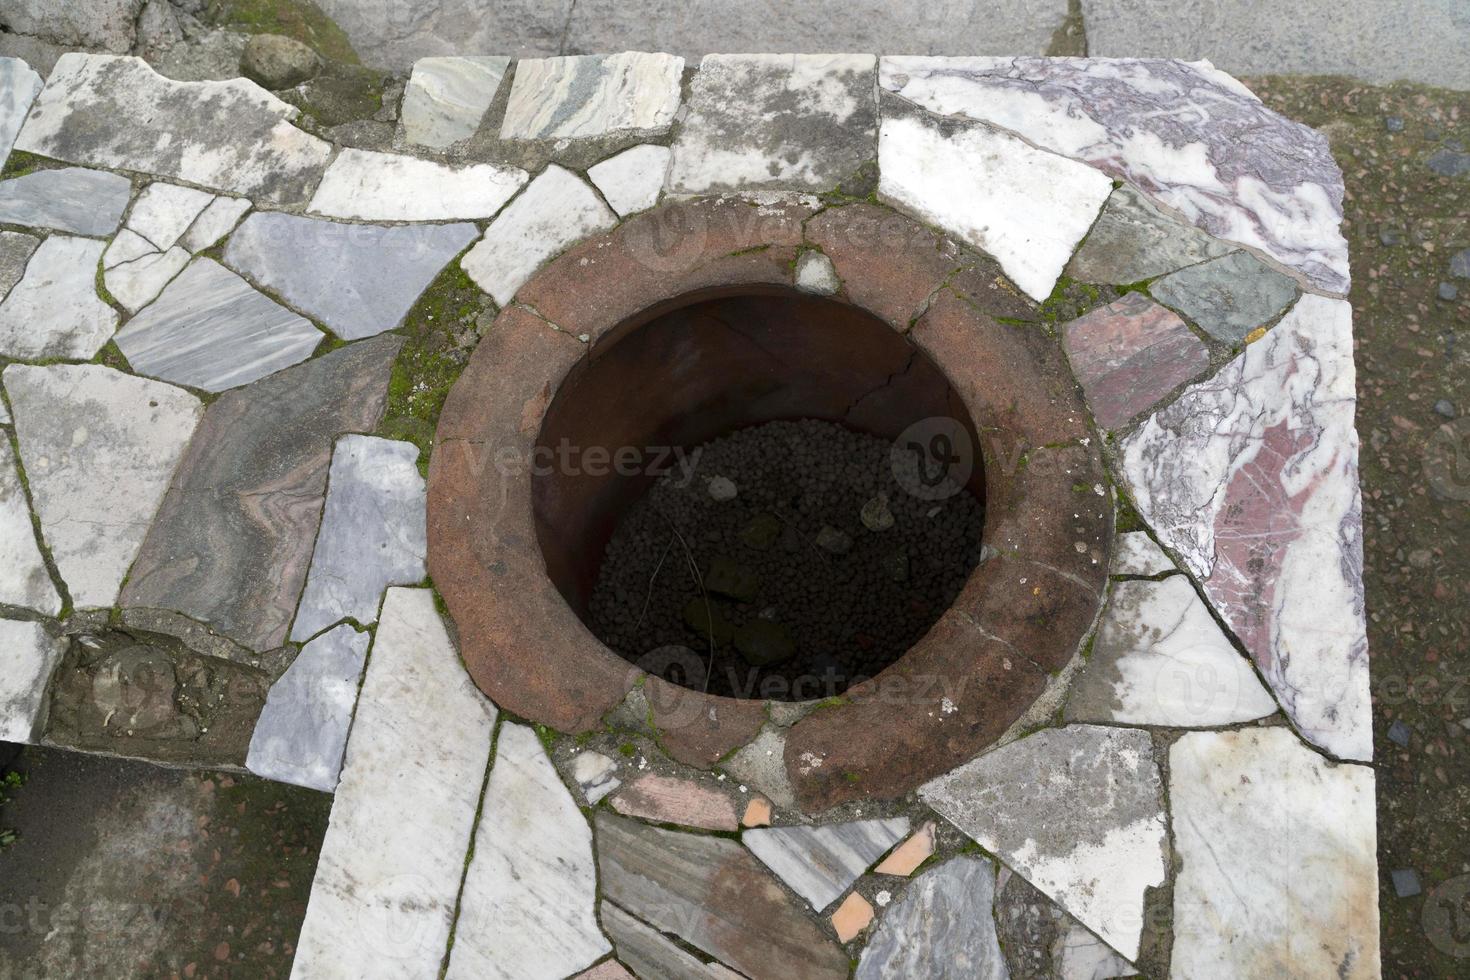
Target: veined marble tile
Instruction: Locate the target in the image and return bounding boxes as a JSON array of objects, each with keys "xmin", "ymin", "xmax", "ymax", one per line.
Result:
[
  {"xmin": 588, "ymin": 143, "xmax": 669, "ymax": 217},
  {"xmin": 571, "ymin": 750, "xmax": 620, "ymax": 804},
  {"xmin": 0, "ymin": 166, "xmax": 131, "ymax": 236},
  {"xmin": 745, "ymin": 817, "xmax": 910, "ymax": 910},
  {"xmin": 290, "ymin": 435, "xmax": 427, "ymax": 641},
  {"xmin": 0, "ymin": 440, "xmax": 60, "ymax": 615},
  {"xmin": 1120, "ymin": 294, "xmax": 1371, "ymax": 760},
  {"xmin": 224, "ymin": 212, "xmax": 478, "ymax": 340},
  {"xmin": 401, "ymin": 56, "xmax": 509, "ymax": 149},
  {"xmin": 126, "ymin": 182, "xmax": 215, "ymax": 251},
  {"xmin": 1067, "ymin": 184, "xmax": 1236, "ymax": 285},
  {"xmin": 445, "ymin": 723, "xmax": 609, "ymax": 979},
  {"xmin": 1151, "ymin": 249, "xmax": 1300, "ymax": 344},
  {"xmin": 0, "ymin": 58, "xmax": 43, "ymax": 172},
  {"xmin": 0, "ymin": 619, "xmax": 65, "ymax": 743},
  {"xmin": 246, "ymin": 624, "xmax": 369, "ymax": 793},
  {"xmin": 461, "ymin": 165, "xmax": 617, "ymax": 305},
  {"xmin": 0, "ymin": 230, "xmax": 39, "ymax": 302},
  {"xmin": 1169, "ymin": 728, "xmax": 1378, "ymax": 978},
  {"xmin": 878, "ymin": 110, "xmax": 1112, "ymax": 301},
  {"xmin": 292, "ymin": 588, "xmax": 497, "ymax": 979},
  {"xmin": 5, "ymin": 363, "xmax": 202, "ymax": 608},
  {"xmin": 921, "ymin": 725, "xmax": 1167, "ymax": 961},
  {"xmin": 308, "ymin": 148, "xmax": 527, "ymax": 222},
  {"xmin": 1056, "ymin": 921, "xmax": 1138, "ymax": 980},
  {"xmin": 0, "ymin": 235, "xmax": 118, "ymax": 359},
  {"xmin": 500, "ymin": 52, "xmax": 683, "ymax": 140},
  {"xmin": 880, "ymin": 56, "xmax": 1350, "ymax": 294},
  {"xmin": 601, "ymin": 903, "xmax": 740, "ymax": 980},
  {"xmin": 115, "ymin": 258, "xmax": 322, "ymax": 392},
  {"xmin": 855, "ymin": 857, "xmax": 1007, "ymax": 980},
  {"xmin": 16, "ymin": 54, "xmax": 331, "ymax": 205},
  {"xmin": 104, "ymin": 244, "xmax": 190, "ymax": 313},
  {"xmin": 1065, "ymin": 577, "xmax": 1278, "ymax": 727},
  {"xmin": 180, "ymin": 196, "xmax": 250, "ymax": 253},
  {"xmin": 1111, "ymin": 530, "xmax": 1175, "ymax": 577}
]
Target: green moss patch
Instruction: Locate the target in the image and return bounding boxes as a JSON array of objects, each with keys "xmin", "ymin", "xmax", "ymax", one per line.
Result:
[{"xmin": 206, "ymin": 0, "xmax": 360, "ymax": 64}]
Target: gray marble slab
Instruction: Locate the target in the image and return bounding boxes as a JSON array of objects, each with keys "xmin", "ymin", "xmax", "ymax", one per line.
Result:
[
  {"xmin": 0, "ymin": 235, "xmax": 117, "ymax": 359},
  {"xmin": 0, "ymin": 166, "xmax": 130, "ymax": 236},
  {"xmin": 0, "ymin": 439, "xmax": 60, "ymax": 615},
  {"xmin": 400, "ymin": 56, "xmax": 510, "ymax": 149},
  {"xmin": 1150, "ymin": 250, "xmax": 1300, "ymax": 344},
  {"xmin": 501, "ymin": 53, "xmax": 684, "ymax": 140},
  {"xmin": 0, "ymin": 619, "xmax": 66, "ymax": 743},
  {"xmin": 0, "ymin": 57, "xmax": 44, "ymax": 172},
  {"xmin": 744, "ymin": 817, "xmax": 910, "ymax": 910},
  {"xmin": 0, "ymin": 230, "xmax": 39, "ymax": 302},
  {"xmin": 856, "ymin": 857, "xmax": 1007, "ymax": 980},
  {"xmin": 1067, "ymin": 185, "xmax": 1236, "ymax": 285}
]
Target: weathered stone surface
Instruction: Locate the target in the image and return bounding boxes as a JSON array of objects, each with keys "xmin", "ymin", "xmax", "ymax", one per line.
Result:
[
  {"xmin": 121, "ymin": 336, "xmax": 400, "ymax": 652},
  {"xmin": 1111, "ymin": 530, "xmax": 1174, "ymax": 577},
  {"xmin": 0, "ymin": 0, "xmax": 141, "ymax": 52},
  {"xmin": 587, "ymin": 143, "xmax": 670, "ymax": 217},
  {"xmin": 0, "ymin": 235, "xmax": 117, "ymax": 359},
  {"xmin": 1150, "ymin": 250, "xmax": 1300, "ymax": 344},
  {"xmin": 0, "ymin": 58, "xmax": 43, "ymax": 172},
  {"xmin": 1121, "ymin": 295, "xmax": 1370, "ymax": 760},
  {"xmin": 921, "ymin": 725, "xmax": 1167, "ymax": 960},
  {"xmin": 0, "ymin": 230, "xmax": 39, "ymax": 302},
  {"xmin": 15, "ymin": 54, "xmax": 332, "ymax": 205},
  {"xmin": 245, "ymin": 624, "xmax": 368, "ymax": 792},
  {"xmin": 0, "ymin": 619, "xmax": 64, "ymax": 743},
  {"xmin": 401, "ymin": 56, "xmax": 509, "ymax": 149},
  {"xmin": 501, "ymin": 52, "xmax": 683, "ymax": 140},
  {"xmin": 856, "ymin": 857, "xmax": 1007, "ymax": 980},
  {"xmin": 1067, "ymin": 184, "xmax": 1235, "ymax": 284},
  {"xmin": 461, "ymin": 165, "xmax": 617, "ymax": 305},
  {"xmin": 668, "ymin": 54, "xmax": 877, "ymax": 195},
  {"xmin": 1169, "ymin": 728, "xmax": 1379, "ymax": 978},
  {"xmin": 1062, "ymin": 292, "xmax": 1210, "ymax": 429},
  {"xmin": 723, "ymin": 724, "xmax": 796, "ymax": 809},
  {"xmin": 114, "ymin": 258, "xmax": 322, "ymax": 391},
  {"xmin": 572, "ymin": 962, "xmax": 636, "ymax": 980},
  {"xmin": 293, "ymin": 588, "xmax": 497, "ymax": 978},
  {"xmin": 1056, "ymin": 921, "xmax": 1138, "ymax": 980},
  {"xmin": 225, "ymin": 212, "xmax": 477, "ymax": 340},
  {"xmin": 596, "ymin": 813, "xmax": 850, "ymax": 980},
  {"xmin": 308, "ymin": 148, "xmax": 527, "ymax": 221},
  {"xmin": 0, "ymin": 439, "xmax": 60, "ymax": 615},
  {"xmin": 879, "ymin": 109, "xmax": 1112, "ymax": 301},
  {"xmin": 873, "ymin": 820, "xmax": 936, "ymax": 876},
  {"xmin": 446, "ymin": 723, "xmax": 609, "ymax": 980},
  {"xmin": 1065, "ymin": 577, "xmax": 1278, "ymax": 727},
  {"xmin": 102, "ymin": 241, "xmax": 190, "ymax": 313},
  {"xmin": 609, "ymin": 774, "xmax": 739, "ymax": 831},
  {"xmin": 794, "ymin": 250, "xmax": 841, "ymax": 295},
  {"xmin": 0, "ymin": 166, "xmax": 130, "ymax": 235},
  {"xmin": 6, "ymin": 364, "xmax": 201, "ymax": 608},
  {"xmin": 240, "ymin": 33, "xmax": 319, "ymax": 90},
  {"xmin": 571, "ymin": 750, "xmax": 620, "ymax": 804},
  {"xmin": 745, "ymin": 817, "xmax": 909, "ymax": 910},
  {"xmin": 290, "ymin": 436, "xmax": 426, "ymax": 641},
  {"xmin": 179, "ymin": 195, "xmax": 250, "ymax": 253},
  {"xmin": 126, "ymin": 181, "xmax": 214, "ymax": 251},
  {"xmin": 313, "ymin": 0, "xmax": 570, "ymax": 70},
  {"xmin": 601, "ymin": 903, "xmax": 739, "ymax": 980}
]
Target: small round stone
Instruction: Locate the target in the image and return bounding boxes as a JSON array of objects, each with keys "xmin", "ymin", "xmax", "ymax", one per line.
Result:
[
  {"xmin": 1433, "ymin": 399, "xmax": 1457, "ymax": 419},
  {"xmin": 1438, "ymin": 281, "xmax": 1459, "ymax": 302},
  {"xmin": 240, "ymin": 34, "xmax": 321, "ymax": 90},
  {"xmin": 708, "ymin": 475, "xmax": 738, "ymax": 501}
]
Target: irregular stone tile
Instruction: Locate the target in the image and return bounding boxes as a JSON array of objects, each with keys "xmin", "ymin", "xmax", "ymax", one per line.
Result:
[
  {"xmin": 878, "ymin": 110, "xmax": 1112, "ymax": 301},
  {"xmin": 1151, "ymin": 249, "xmax": 1300, "ymax": 344},
  {"xmin": 0, "ymin": 230, "xmax": 39, "ymax": 302},
  {"xmin": 224, "ymin": 212, "xmax": 477, "ymax": 340},
  {"xmin": 1169, "ymin": 728, "xmax": 1378, "ymax": 978},
  {"xmin": 1067, "ymin": 185, "xmax": 1236, "ymax": 284},
  {"xmin": 723, "ymin": 724, "xmax": 796, "ymax": 808},
  {"xmin": 741, "ymin": 797, "xmax": 772, "ymax": 828},
  {"xmin": 1056, "ymin": 921, "xmax": 1138, "ymax": 980},
  {"xmin": 873, "ymin": 820, "xmax": 936, "ymax": 876},
  {"xmin": 831, "ymin": 892, "xmax": 874, "ymax": 943},
  {"xmin": 461, "ymin": 165, "xmax": 617, "ymax": 305},
  {"xmin": 572, "ymin": 962, "xmax": 635, "ymax": 980},
  {"xmin": 596, "ymin": 813, "xmax": 850, "ymax": 980},
  {"xmin": 121, "ymin": 336, "xmax": 400, "ymax": 652},
  {"xmin": 1065, "ymin": 577, "xmax": 1278, "ymax": 727},
  {"xmin": 0, "ymin": 439, "xmax": 60, "ymax": 615},
  {"xmin": 1062, "ymin": 292, "xmax": 1211, "ymax": 429},
  {"xmin": 308, "ymin": 148, "xmax": 527, "ymax": 222},
  {"xmin": 609, "ymin": 774, "xmax": 739, "ymax": 831},
  {"xmin": 446, "ymin": 723, "xmax": 609, "ymax": 979},
  {"xmin": 880, "ymin": 57, "xmax": 1349, "ymax": 293},
  {"xmin": 0, "ymin": 58, "xmax": 44, "ymax": 171},
  {"xmin": 179, "ymin": 195, "xmax": 250, "ymax": 253},
  {"xmin": 245, "ymin": 624, "xmax": 368, "ymax": 793},
  {"xmin": 1, "ymin": 1, "xmax": 141, "ymax": 52},
  {"xmin": 500, "ymin": 52, "xmax": 683, "ymax": 140},
  {"xmin": 572, "ymin": 750, "xmax": 620, "ymax": 804},
  {"xmin": 0, "ymin": 619, "xmax": 65, "ymax": 743},
  {"xmin": 669, "ymin": 54, "xmax": 877, "ymax": 195},
  {"xmin": 744, "ymin": 817, "xmax": 910, "ymax": 910},
  {"xmin": 290, "ymin": 435, "xmax": 427, "ymax": 642},
  {"xmin": 0, "ymin": 235, "xmax": 117, "ymax": 359},
  {"xmin": 16, "ymin": 54, "xmax": 332, "ymax": 205},
  {"xmin": 126, "ymin": 182, "xmax": 214, "ymax": 251},
  {"xmin": 921, "ymin": 725, "xmax": 1167, "ymax": 960},
  {"xmin": 6, "ymin": 364, "xmax": 202, "ymax": 608},
  {"xmin": 855, "ymin": 856, "xmax": 1007, "ymax": 980},
  {"xmin": 0, "ymin": 166, "xmax": 131, "ymax": 236},
  {"xmin": 795, "ymin": 250, "xmax": 841, "ymax": 294},
  {"xmin": 601, "ymin": 903, "xmax": 740, "ymax": 980},
  {"xmin": 1111, "ymin": 530, "xmax": 1174, "ymax": 577},
  {"xmin": 1121, "ymin": 294, "xmax": 1370, "ymax": 760},
  {"xmin": 114, "ymin": 258, "xmax": 322, "ymax": 392},
  {"xmin": 400, "ymin": 55, "xmax": 509, "ymax": 149},
  {"xmin": 293, "ymin": 588, "xmax": 497, "ymax": 977},
  {"xmin": 588, "ymin": 143, "xmax": 670, "ymax": 217},
  {"xmin": 103, "ymin": 243, "xmax": 190, "ymax": 313}
]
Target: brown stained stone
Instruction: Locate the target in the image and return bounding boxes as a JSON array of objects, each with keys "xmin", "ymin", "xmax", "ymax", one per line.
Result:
[
  {"xmin": 952, "ymin": 556, "xmax": 1103, "ymax": 674},
  {"xmin": 609, "ymin": 774, "xmax": 740, "ymax": 831},
  {"xmin": 874, "ymin": 820, "xmax": 937, "ymax": 876},
  {"xmin": 985, "ymin": 442, "xmax": 1112, "ymax": 592},
  {"xmin": 646, "ymin": 677, "xmax": 768, "ymax": 769},
  {"xmin": 1062, "ymin": 292, "xmax": 1210, "ymax": 430},
  {"xmin": 948, "ymin": 258, "xmax": 1045, "ymax": 325},
  {"xmin": 830, "ymin": 892, "xmax": 875, "ymax": 943},
  {"xmin": 742, "ymin": 796, "xmax": 773, "ymax": 827},
  {"xmin": 572, "ymin": 961, "xmax": 636, "ymax": 980},
  {"xmin": 596, "ymin": 813, "xmax": 850, "ymax": 980}
]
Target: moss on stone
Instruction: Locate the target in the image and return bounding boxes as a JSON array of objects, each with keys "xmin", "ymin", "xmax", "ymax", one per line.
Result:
[{"xmin": 207, "ymin": 0, "xmax": 360, "ymax": 65}]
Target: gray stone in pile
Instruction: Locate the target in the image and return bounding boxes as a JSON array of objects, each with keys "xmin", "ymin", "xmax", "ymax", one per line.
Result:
[
  {"xmin": 1066, "ymin": 185, "xmax": 1236, "ymax": 285},
  {"xmin": 400, "ymin": 56, "xmax": 510, "ymax": 149},
  {"xmin": 744, "ymin": 817, "xmax": 910, "ymax": 910},
  {"xmin": 245, "ymin": 624, "xmax": 369, "ymax": 793},
  {"xmin": 855, "ymin": 857, "xmax": 1008, "ymax": 980},
  {"xmin": 0, "ymin": 57, "xmax": 44, "ymax": 171},
  {"xmin": 601, "ymin": 903, "xmax": 740, "ymax": 980},
  {"xmin": 290, "ymin": 435, "xmax": 427, "ymax": 642},
  {"xmin": 0, "ymin": 166, "xmax": 131, "ymax": 236},
  {"xmin": 114, "ymin": 258, "xmax": 323, "ymax": 392},
  {"xmin": 120, "ymin": 335, "xmax": 401, "ymax": 652},
  {"xmin": 0, "ymin": 235, "xmax": 118, "ymax": 360},
  {"xmin": 0, "ymin": 231, "xmax": 39, "ymax": 302},
  {"xmin": 0, "ymin": 619, "xmax": 66, "ymax": 744},
  {"xmin": 223, "ymin": 212, "xmax": 478, "ymax": 340},
  {"xmin": 1150, "ymin": 250, "xmax": 1301, "ymax": 344}
]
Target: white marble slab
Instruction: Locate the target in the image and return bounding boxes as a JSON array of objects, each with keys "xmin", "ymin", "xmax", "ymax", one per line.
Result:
[
  {"xmin": 180, "ymin": 195, "xmax": 251, "ymax": 253},
  {"xmin": 0, "ymin": 440, "xmax": 59, "ymax": 615},
  {"xmin": 292, "ymin": 587, "xmax": 497, "ymax": 980},
  {"xmin": 1169, "ymin": 728, "xmax": 1378, "ymax": 978},
  {"xmin": 0, "ymin": 235, "xmax": 118, "ymax": 359},
  {"xmin": 571, "ymin": 750, "xmax": 620, "ymax": 804},
  {"xmin": 878, "ymin": 111, "xmax": 1111, "ymax": 301},
  {"xmin": 0, "ymin": 618, "xmax": 65, "ymax": 743},
  {"xmin": 127, "ymin": 182, "xmax": 215, "ymax": 251},
  {"xmin": 501, "ymin": 52, "xmax": 684, "ymax": 140},
  {"xmin": 0, "ymin": 58, "xmax": 44, "ymax": 172},
  {"xmin": 588, "ymin": 143, "xmax": 669, "ymax": 217},
  {"xmin": 308, "ymin": 148, "xmax": 527, "ymax": 222},
  {"xmin": 401, "ymin": 56, "xmax": 509, "ymax": 149},
  {"xmin": 0, "ymin": 230, "xmax": 39, "ymax": 304},
  {"xmin": 745, "ymin": 817, "xmax": 909, "ymax": 911},
  {"xmin": 1111, "ymin": 531, "xmax": 1175, "ymax": 577},
  {"xmin": 104, "ymin": 243, "xmax": 190, "ymax": 313},
  {"xmin": 0, "ymin": 166, "xmax": 132, "ymax": 236}
]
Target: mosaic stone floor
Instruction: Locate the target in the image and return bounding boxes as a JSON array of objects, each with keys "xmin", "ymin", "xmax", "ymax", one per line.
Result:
[{"xmin": 0, "ymin": 50, "xmax": 1378, "ymax": 979}]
